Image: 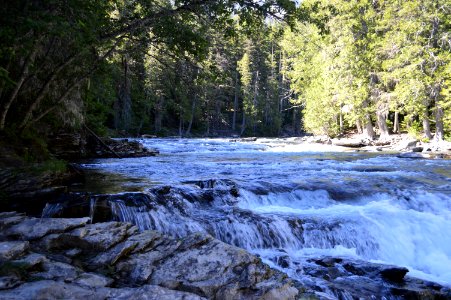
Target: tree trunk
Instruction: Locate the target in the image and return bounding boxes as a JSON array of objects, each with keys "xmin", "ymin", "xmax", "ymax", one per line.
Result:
[
  {"xmin": 23, "ymin": 77, "xmax": 88, "ymax": 130},
  {"xmin": 422, "ymin": 116, "xmax": 433, "ymax": 140},
  {"xmin": 363, "ymin": 114, "xmax": 375, "ymax": 140},
  {"xmin": 240, "ymin": 112, "xmax": 246, "ymax": 136},
  {"xmin": 114, "ymin": 56, "xmax": 132, "ymax": 132},
  {"xmin": 179, "ymin": 117, "xmax": 183, "ymax": 137},
  {"xmin": 19, "ymin": 55, "xmax": 77, "ymax": 129},
  {"xmin": 264, "ymin": 91, "xmax": 269, "ymax": 127},
  {"xmin": 433, "ymin": 84, "xmax": 444, "ymax": 142},
  {"xmin": 0, "ymin": 46, "xmax": 38, "ymax": 130},
  {"xmin": 376, "ymin": 111, "xmax": 390, "ymax": 138},
  {"xmin": 293, "ymin": 107, "xmax": 300, "ymax": 135},
  {"xmin": 393, "ymin": 111, "xmax": 400, "ymax": 134},
  {"xmin": 339, "ymin": 108, "xmax": 344, "ymax": 134},
  {"xmin": 186, "ymin": 96, "xmax": 196, "ymax": 136},
  {"xmin": 406, "ymin": 115, "xmax": 414, "ymax": 130},
  {"xmin": 232, "ymin": 71, "xmax": 238, "ymax": 132},
  {"xmin": 435, "ymin": 105, "xmax": 444, "ymax": 141},
  {"xmin": 136, "ymin": 119, "xmax": 143, "ymax": 136},
  {"xmin": 356, "ymin": 119, "xmax": 363, "ymax": 134},
  {"xmin": 206, "ymin": 116, "xmax": 210, "ymax": 136},
  {"xmin": 0, "ymin": 59, "xmax": 12, "ymax": 101},
  {"xmin": 154, "ymin": 95, "xmax": 162, "ymax": 133}
]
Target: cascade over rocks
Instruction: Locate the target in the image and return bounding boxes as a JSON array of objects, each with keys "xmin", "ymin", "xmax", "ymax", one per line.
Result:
[
  {"xmin": 1, "ymin": 211, "xmax": 448, "ymax": 299},
  {"xmin": 36, "ymin": 184, "xmax": 451, "ymax": 299},
  {"xmin": 0, "ymin": 212, "xmax": 300, "ymax": 300}
]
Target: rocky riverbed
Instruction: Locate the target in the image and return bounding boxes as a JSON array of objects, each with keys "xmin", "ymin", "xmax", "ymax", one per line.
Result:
[
  {"xmin": 308, "ymin": 133, "xmax": 451, "ymax": 157},
  {"xmin": 1, "ymin": 136, "xmax": 450, "ymax": 299}
]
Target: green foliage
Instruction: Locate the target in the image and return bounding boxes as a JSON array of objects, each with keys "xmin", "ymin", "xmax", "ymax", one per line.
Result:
[
  {"xmin": 0, "ymin": 0, "xmax": 300, "ymax": 140},
  {"xmin": 2, "ymin": 0, "xmax": 449, "ymax": 141},
  {"xmin": 29, "ymin": 159, "xmax": 68, "ymax": 175},
  {"xmin": 279, "ymin": 0, "xmax": 451, "ymax": 139},
  {"xmin": 405, "ymin": 120, "xmax": 423, "ymax": 139}
]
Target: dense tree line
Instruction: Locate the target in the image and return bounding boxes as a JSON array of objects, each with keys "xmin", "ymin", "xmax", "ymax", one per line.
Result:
[
  {"xmin": 0, "ymin": 0, "xmax": 296, "ymax": 138},
  {"xmin": 283, "ymin": 0, "xmax": 451, "ymax": 141},
  {"xmin": 0, "ymin": 0, "xmax": 450, "ymax": 142}
]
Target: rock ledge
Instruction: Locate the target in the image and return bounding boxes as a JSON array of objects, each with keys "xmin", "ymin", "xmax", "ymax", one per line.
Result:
[{"xmin": 0, "ymin": 212, "xmax": 298, "ymax": 300}]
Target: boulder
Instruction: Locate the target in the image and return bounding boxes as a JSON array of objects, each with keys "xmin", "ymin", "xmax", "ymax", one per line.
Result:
[
  {"xmin": 127, "ymin": 230, "xmax": 164, "ymax": 254},
  {"xmin": 60, "ymin": 222, "xmax": 132, "ymax": 251},
  {"xmin": 395, "ymin": 139, "xmax": 418, "ymax": 151},
  {"xmin": 146, "ymin": 233, "xmax": 297, "ymax": 299},
  {"xmin": 380, "ymin": 266, "xmax": 409, "ymax": 282},
  {"xmin": 14, "ymin": 253, "xmax": 47, "ymax": 269},
  {"xmin": 34, "ymin": 261, "xmax": 81, "ymax": 282},
  {"xmin": 411, "ymin": 146, "xmax": 423, "ymax": 153},
  {"xmin": 47, "ymin": 133, "xmax": 85, "ymax": 160},
  {"xmin": 0, "ymin": 242, "xmax": 29, "ymax": 260},
  {"xmin": 73, "ymin": 272, "xmax": 113, "ymax": 288},
  {"xmin": 87, "ymin": 138, "xmax": 159, "ymax": 158}
]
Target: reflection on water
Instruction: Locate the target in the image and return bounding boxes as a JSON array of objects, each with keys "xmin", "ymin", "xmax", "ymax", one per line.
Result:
[{"xmin": 70, "ymin": 169, "xmax": 157, "ymax": 194}]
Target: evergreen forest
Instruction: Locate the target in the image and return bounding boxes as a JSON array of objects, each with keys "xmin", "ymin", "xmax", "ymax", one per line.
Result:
[{"xmin": 1, "ymin": 0, "xmax": 450, "ymax": 142}]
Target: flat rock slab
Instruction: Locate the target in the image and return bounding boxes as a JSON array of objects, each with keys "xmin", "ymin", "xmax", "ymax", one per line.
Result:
[
  {"xmin": 332, "ymin": 138, "xmax": 365, "ymax": 148},
  {"xmin": 0, "ymin": 280, "xmax": 109, "ymax": 299},
  {"xmin": 4, "ymin": 217, "xmax": 90, "ymax": 240},
  {"xmin": 68, "ymin": 222, "xmax": 132, "ymax": 250},
  {"xmin": 0, "ymin": 280, "xmax": 206, "ymax": 300},
  {"xmin": 73, "ymin": 272, "xmax": 113, "ymax": 288},
  {"xmin": 107, "ymin": 284, "xmax": 206, "ymax": 300}
]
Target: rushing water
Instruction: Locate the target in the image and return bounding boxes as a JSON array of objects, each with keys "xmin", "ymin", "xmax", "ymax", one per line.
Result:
[{"xmin": 77, "ymin": 138, "xmax": 451, "ymax": 287}]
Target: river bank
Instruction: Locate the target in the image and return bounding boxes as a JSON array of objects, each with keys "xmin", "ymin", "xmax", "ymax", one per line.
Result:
[{"xmin": 254, "ymin": 133, "xmax": 451, "ymax": 157}]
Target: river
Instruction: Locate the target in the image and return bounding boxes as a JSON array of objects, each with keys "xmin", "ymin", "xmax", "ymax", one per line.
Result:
[{"xmin": 76, "ymin": 138, "xmax": 451, "ymax": 289}]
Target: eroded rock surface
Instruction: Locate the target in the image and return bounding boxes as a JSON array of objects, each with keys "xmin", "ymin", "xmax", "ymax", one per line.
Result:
[{"xmin": 0, "ymin": 212, "xmax": 299, "ymax": 300}]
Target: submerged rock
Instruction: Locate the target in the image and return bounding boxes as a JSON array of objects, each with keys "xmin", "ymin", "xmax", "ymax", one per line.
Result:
[{"xmin": 298, "ymin": 256, "xmax": 451, "ymax": 299}]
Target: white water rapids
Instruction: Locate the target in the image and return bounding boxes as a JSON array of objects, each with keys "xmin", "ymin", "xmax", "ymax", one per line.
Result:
[{"xmin": 79, "ymin": 138, "xmax": 451, "ymax": 287}]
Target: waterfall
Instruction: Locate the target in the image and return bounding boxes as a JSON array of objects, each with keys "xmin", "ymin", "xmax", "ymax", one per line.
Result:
[{"xmin": 41, "ymin": 202, "xmax": 63, "ymax": 218}]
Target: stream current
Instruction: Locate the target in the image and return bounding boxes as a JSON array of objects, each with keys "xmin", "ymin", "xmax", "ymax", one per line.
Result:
[{"xmin": 78, "ymin": 138, "xmax": 451, "ymax": 288}]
